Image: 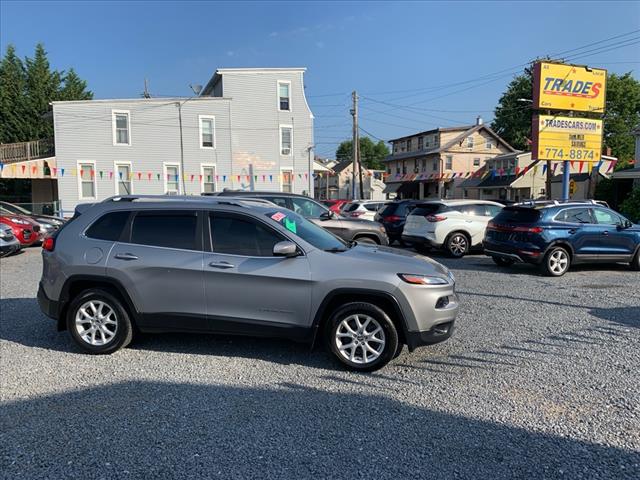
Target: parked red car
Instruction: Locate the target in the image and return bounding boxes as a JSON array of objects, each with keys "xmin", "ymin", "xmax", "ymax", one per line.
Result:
[
  {"xmin": 323, "ymin": 199, "xmax": 349, "ymax": 214},
  {"xmin": 0, "ymin": 214, "xmax": 42, "ymax": 246}
]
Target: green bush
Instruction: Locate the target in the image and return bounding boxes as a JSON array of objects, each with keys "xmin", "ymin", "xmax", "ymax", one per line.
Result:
[{"xmin": 620, "ymin": 186, "xmax": 640, "ymax": 223}]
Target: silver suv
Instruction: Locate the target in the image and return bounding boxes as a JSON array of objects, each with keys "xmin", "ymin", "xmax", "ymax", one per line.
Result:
[{"xmin": 38, "ymin": 195, "xmax": 459, "ymax": 371}]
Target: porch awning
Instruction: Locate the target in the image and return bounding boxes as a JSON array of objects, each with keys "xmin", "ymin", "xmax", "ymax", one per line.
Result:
[{"xmin": 383, "ymin": 183, "xmax": 401, "ymax": 194}]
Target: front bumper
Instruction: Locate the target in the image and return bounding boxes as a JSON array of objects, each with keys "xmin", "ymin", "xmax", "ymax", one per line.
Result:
[
  {"xmin": 0, "ymin": 238, "xmax": 21, "ymax": 255},
  {"xmin": 37, "ymin": 282, "xmax": 59, "ymax": 320},
  {"xmin": 406, "ymin": 320, "xmax": 455, "ymax": 350}
]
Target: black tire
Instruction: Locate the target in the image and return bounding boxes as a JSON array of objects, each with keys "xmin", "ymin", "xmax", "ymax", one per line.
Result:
[
  {"xmin": 355, "ymin": 236, "xmax": 379, "ymax": 245},
  {"xmin": 66, "ymin": 288, "xmax": 133, "ymax": 354},
  {"xmin": 492, "ymin": 256, "xmax": 515, "ymax": 267},
  {"xmin": 446, "ymin": 232, "xmax": 470, "ymax": 258},
  {"xmin": 631, "ymin": 249, "xmax": 640, "ymax": 271},
  {"xmin": 540, "ymin": 246, "xmax": 571, "ymax": 277},
  {"xmin": 326, "ymin": 302, "xmax": 399, "ymax": 372}
]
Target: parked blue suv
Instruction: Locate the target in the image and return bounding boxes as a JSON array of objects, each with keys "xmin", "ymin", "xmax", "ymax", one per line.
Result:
[{"xmin": 483, "ymin": 201, "xmax": 640, "ymax": 276}]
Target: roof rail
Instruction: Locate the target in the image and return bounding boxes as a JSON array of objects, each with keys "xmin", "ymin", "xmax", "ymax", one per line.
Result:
[{"xmin": 100, "ymin": 194, "xmax": 275, "ymax": 208}]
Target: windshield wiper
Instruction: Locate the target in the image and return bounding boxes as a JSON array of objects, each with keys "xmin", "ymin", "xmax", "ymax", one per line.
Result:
[
  {"xmin": 324, "ymin": 247, "xmax": 348, "ymax": 253},
  {"xmin": 348, "ymin": 240, "xmax": 358, "ymax": 248}
]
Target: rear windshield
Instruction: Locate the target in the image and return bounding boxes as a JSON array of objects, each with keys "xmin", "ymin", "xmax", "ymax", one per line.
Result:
[
  {"xmin": 410, "ymin": 203, "xmax": 447, "ymax": 217},
  {"xmin": 493, "ymin": 207, "xmax": 541, "ymax": 224}
]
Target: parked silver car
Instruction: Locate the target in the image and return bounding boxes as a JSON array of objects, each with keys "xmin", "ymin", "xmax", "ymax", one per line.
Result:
[
  {"xmin": 38, "ymin": 195, "xmax": 458, "ymax": 371},
  {"xmin": 0, "ymin": 225, "xmax": 20, "ymax": 257}
]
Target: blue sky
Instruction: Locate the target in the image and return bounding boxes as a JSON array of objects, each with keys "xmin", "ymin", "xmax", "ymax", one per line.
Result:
[{"xmin": 2, "ymin": 0, "xmax": 639, "ymax": 158}]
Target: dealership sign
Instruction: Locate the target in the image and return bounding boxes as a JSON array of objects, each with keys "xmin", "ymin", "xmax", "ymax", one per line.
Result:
[
  {"xmin": 533, "ymin": 62, "xmax": 606, "ymax": 113},
  {"xmin": 532, "ymin": 115, "xmax": 603, "ymax": 162}
]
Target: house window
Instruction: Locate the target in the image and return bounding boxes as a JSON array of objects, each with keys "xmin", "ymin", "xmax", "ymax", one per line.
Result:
[
  {"xmin": 396, "ymin": 166, "xmax": 400, "ymax": 174},
  {"xmin": 433, "ymin": 136, "xmax": 439, "ymax": 147},
  {"xmin": 425, "ymin": 137, "xmax": 431, "ymax": 148},
  {"xmin": 393, "ymin": 143, "xmax": 398, "ymax": 153},
  {"xmin": 400, "ymin": 141, "xmax": 406, "ymax": 152},
  {"xmin": 466, "ymin": 136, "xmax": 474, "ymax": 149},
  {"xmin": 486, "ymin": 138, "xmax": 494, "ymax": 149},
  {"xmin": 473, "ymin": 158, "xmax": 481, "ymax": 167},
  {"xmin": 278, "ymin": 81, "xmax": 291, "ymax": 111},
  {"xmin": 112, "ymin": 111, "xmax": 130, "ymax": 145},
  {"xmin": 78, "ymin": 162, "xmax": 96, "ymax": 199},
  {"xmin": 432, "ymin": 160, "xmax": 438, "ymax": 170},
  {"xmin": 280, "ymin": 125, "xmax": 292, "ymax": 155},
  {"xmin": 115, "ymin": 163, "xmax": 132, "ymax": 195},
  {"xmin": 421, "ymin": 158, "xmax": 427, "ymax": 171},
  {"xmin": 164, "ymin": 164, "xmax": 180, "ymax": 195},
  {"xmin": 418, "ymin": 137, "xmax": 423, "ymax": 150},
  {"xmin": 406, "ymin": 139, "xmax": 412, "ymax": 151},
  {"xmin": 445, "ymin": 156, "xmax": 453, "ymax": 170},
  {"xmin": 281, "ymin": 170, "xmax": 293, "ymax": 193},
  {"xmin": 402, "ymin": 161, "xmax": 407, "ymax": 174},
  {"xmin": 199, "ymin": 116, "xmax": 215, "ymax": 149},
  {"xmin": 201, "ymin": 165, "xmax": 216, "ymax": 193}
]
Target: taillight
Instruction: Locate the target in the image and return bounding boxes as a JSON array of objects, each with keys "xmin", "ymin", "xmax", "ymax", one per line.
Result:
[
  {"xmin": 488, "ymin": 223, "xmax": 544, "ymax": 234},
  {"xmin": 350, "ymin": 211, "xmax": 364, "ymax": 217},
  {"xmin": 42, "ymin": 237, "xmax": 55, "ymax": 251},
  {"xmin": 383, "ymin": 215, "xmax": 402, "ymax": 222},
  {"xmin": 426, "ymin": 215, "xmax": 447, "ymax": 222}
]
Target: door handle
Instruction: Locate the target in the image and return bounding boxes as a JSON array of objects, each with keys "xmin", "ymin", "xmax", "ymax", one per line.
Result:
[
  {"xmin": 114, "ymin": 253, "xmax": 139, "ymax": 261},
  {"xmin": 568, "ymin": 229, "xmax": 577, "ymax": 234},
  {"xmin": 602, "ymin": 230, "xmax": 609, "ymax": 236},
  {"xmin": 208, "ymin": 261, "xmax": 235, "ymax": 269}
]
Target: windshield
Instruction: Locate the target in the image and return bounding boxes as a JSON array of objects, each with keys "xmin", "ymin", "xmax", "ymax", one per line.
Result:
[
  {"xmin": 265, "ymin": 210, "xmax": 348, "ymax": 251},
  {"xmin": 1, "ymin": 202, "xmax": 30, "ymax": 215}
]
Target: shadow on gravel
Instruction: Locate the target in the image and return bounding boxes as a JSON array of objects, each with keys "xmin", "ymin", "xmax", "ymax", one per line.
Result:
[
  {"xmin": 1, "ymin": 381, "xmax": 638, "ymax": 479},
  {"xmin": 589, "ymin": 306, "xmax": 640, "ymax": 329},
  {"xmin": 0, "ymin": 297, "xmax": 339, "ymax": 370}
]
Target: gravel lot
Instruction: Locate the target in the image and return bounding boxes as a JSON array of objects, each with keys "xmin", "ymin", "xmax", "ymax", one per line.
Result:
[{"xmin": 1, "ymin": 246, "xmax": 639, "ymax": 479}]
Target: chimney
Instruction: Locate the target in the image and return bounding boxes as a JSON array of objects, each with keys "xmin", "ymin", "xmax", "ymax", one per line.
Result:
[{"xmin": 476, "ymin": 115, "xmax": 483, "ymax": 125}]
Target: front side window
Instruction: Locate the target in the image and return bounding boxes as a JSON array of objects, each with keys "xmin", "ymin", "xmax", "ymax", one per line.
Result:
[
  {"xmin": 281, "ymin": 170, "xmax": 293, "ymax": 193},
  {"xmin": 79, "ymin": 163, "xmax": 96, "ymax": 199},
  {"xmin": 265, "ymin": 210, "xmax": 346, "ymax": 251},
  {"xmin": 116, "ymin": 164, "xmax": 132, "ymax": 195},
  {"xmin": 280, "ymin": 126, "xmax": 292, "ymax": 155},
  {"xmin": 164, "ymin": 164, "xmax": 180, "ymax": 195},
  {"xmin": 445, "ymin": 156, "xmax": 453, "ymax": 170},
  {"xmin": 278, "ymin": 82, "xmax": 290, "ymax": 111},
  {"xmin": 200, "ymin": 116, "xmax": 215, "ymax": 148},
  {"xmin": 291, "ymin": 198, "xmax": 326, "ymax": 218},
  {"xmin": 458, "ymin": 204, "xmax": 486, "ymax": 216},
  {"xmin": 86, "ymin": 211, "xmax": 130, "ymax": 241},
  {"xmin": 131, "ymin": 212, "xmax": 197, "ymax": 250},
  {"xmin": 202, "ymin": 166, "xmax": 215, "ymax": 193},
  {"xmin": 210, "ymin": 214, "xmax": 285, "ymax": 257},
  {"xmin": 593, "ymin": 208, "xmax": 621, "ymax": 225},
  {"xmin": 113, "ymin": 111, "xmax": 130, "ymax": 145},
  {"xmin": 484, "ymin": 205, "xmax": 503, "ymax": 217}
]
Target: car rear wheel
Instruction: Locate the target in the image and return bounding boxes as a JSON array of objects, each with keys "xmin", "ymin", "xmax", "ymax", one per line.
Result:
[
  {"xmin": 66, "ymin": 288, "xmax": 133, "ymax": 354},
  {"xmin": 631, "ymin": 249, "xmax": 640, "ymax": 271},
  {"xmin": 446, "ymin": 232, "xmax": 469, "ymax": 258},
  {"xmin": 326, "ymin": 302, "xmax": 398, "ymax": 372},
  {"xmin": 492, "ymin": 256, "xmax": 514, "ymax": 267},
  {"xmin": 354, "ymin": 236, "xmax": 379, "ymax": 245},
  {"xmin": 541, "ymin": 247, "xmax": 571, "ymax": 277}
]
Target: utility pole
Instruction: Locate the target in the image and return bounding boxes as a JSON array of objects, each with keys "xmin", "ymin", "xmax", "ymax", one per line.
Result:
[
  {"xmin": 350, "ymin": 91, "xmax": 360, "ymax": 199},
  {"xmin": 143, "ymin": 78, "xmax": 151, "ymax": 98}
]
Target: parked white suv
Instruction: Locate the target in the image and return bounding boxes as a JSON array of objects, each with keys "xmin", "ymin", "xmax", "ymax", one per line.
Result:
[
  {"xmin": 402, "ymin": 200, "xmax": 504, "ymax": 257},
  {"xmin": 342, "ymin": 200, "xmax": 385, "ymax": 221}
]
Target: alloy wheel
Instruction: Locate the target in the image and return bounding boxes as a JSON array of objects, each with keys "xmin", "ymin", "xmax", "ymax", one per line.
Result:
[
  {"xmin": 334, "ymin": 314, "xmax": 386, "ymax": 365},
  {"xmin": 548, "ymin": 249, "xmax": 569, "ymax": 275},
  {"xmin": 449, "ymin": 234, "xmax": 468, "ymax": 256},
  {"xmin": 75, "ymin": 300, "xmax": 118, "ymax": 346}
]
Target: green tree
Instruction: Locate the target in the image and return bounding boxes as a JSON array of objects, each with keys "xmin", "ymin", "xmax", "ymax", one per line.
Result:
[
  {"xmin": 491, "ymin": 70, "xmax": 533, "ymax": 151},
  {"xmin": 0, "ymin": 44, "xmax": 28, "ymax": 143},
  {"xmin": 620, "ymin": 187, "xmax": 640, "ymax": 223},
  {"xmin": 335, "ymin": 137, "xmax": 390, "ymax": 170},
  {"xmin": 0, "ymin": 43, "xmax": 93, "ymax": 143},
  {"xmin": 59, "ymin": 68, "xmax": 93, "ymax": 101}
]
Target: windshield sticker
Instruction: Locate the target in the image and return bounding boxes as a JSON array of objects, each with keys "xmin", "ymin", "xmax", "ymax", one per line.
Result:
[
  {"xmin": 271, "ymin": 212, "xmax": 286, "ymax": 222},
  {"xmin": 283, "ymin": 218, "xmax": 297, "ymax": 234}
]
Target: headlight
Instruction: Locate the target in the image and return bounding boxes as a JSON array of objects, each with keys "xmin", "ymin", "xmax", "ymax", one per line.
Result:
[{"xmin": 398, "ymin": 273, "xmax": 450, "ymax": 285}]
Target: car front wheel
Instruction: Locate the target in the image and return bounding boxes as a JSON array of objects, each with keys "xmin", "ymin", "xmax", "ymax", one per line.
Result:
[
  {"xmin": 66, "ymin": 288, "xmax": 133, "ymax": 354},
  {"xmin": 446, "ymin": 232, "xmax": 469, "ymax": 258},
  {"xmin": 327, "ymin": 302, "xmax": 399, "ymax": 372},
  {"xmin": 541, "ymin": 247, "xmax": 571, "ymax": 277}
]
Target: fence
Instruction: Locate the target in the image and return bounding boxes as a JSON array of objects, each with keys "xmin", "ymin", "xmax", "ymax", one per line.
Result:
[{"xmin": 0, "ymin": 139, "xmax": 55, "ymax": 164}]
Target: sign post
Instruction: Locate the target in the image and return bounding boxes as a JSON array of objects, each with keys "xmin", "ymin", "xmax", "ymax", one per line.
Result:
[{"xmin": 532, "ymin": 62, "xmax": 606, "ymax": 201}]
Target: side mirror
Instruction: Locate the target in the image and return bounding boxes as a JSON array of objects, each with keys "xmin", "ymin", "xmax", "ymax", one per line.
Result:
[
  {"xmin": 319, "ymin": 211, "xmax": 334, "ymax": 220},
  {"xmin": 273, "ymin": 241, "xmax": 299, "ymax": 258}
]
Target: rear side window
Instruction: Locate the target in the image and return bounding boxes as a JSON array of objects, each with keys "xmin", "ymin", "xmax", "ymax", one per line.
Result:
[
  {"xmin": 344, "ymin": 203, "xmax": 360, "ymax": 212},
  {"xmin": 210, "ymin": 214, "xmax": 284, "ymax": 256},
  {"xmin": 364, "ymin": 203, "xmax": 381, "ymax": 211},
  {"xmin": 457, "ymin": 204, "xmax": 486, "ymax": 216},
  {"xmin": 264, "ymin": 197, "xmax": 289, "ymax": 209},
  {"xmin": 410, "ymin": 204, "xmax": 447, "ymax": 217},
  {"xmin": 557, "ymin": 208, "xmax": 593, "ymax": 224},
  {"xmin": 85, "ymin": 211, "xmax": 130, "ymax": 241},
  {"xmin": 131, "ymin": 212, "xmax": 197, "ymax": 250},
  {"xmin": 493, "ymin": 207, "xmax": 541, "ymax": 224}
]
